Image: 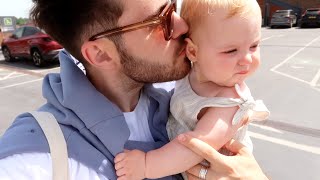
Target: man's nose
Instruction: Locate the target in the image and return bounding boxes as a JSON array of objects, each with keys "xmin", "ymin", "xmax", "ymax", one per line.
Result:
[{"xmin": 171, "ymin": 12, "xmax": 188, "ymax": 39}]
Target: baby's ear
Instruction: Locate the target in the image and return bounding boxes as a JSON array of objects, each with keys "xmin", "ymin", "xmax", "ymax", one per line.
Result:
[{"xmin": 185, "ymin": 38, "xmax": 198, "ymax": 63}]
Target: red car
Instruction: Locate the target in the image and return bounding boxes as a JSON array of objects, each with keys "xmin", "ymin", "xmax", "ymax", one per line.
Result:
[{"xmin": 1, "ymin": 26, "xmax": 63, "ymax": 67}]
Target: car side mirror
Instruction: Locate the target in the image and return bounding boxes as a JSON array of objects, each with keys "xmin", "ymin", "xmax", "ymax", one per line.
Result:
[{"xmin": 10, "ymin": 34, "xmax": 17, "ymax": 39}]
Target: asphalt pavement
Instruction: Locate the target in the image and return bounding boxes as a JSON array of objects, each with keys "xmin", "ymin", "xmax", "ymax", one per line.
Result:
[
  {"xmin": 0, "ymin": 27, "xmax": 320, "ymax": 179},
  {"xmin": 247, "ymin": 27, "xmax": 320, "ymax": 180}
]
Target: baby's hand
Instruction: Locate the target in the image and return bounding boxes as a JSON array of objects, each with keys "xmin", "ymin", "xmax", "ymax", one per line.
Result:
[{"xmin": 114, "ymin": 149, "xmax": 146, "ymax": 180}]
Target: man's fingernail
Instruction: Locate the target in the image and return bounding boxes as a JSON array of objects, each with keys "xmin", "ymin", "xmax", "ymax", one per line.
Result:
[{"xmin": 178, "ymin": 134, "xmax": 186, "ymax": 142}]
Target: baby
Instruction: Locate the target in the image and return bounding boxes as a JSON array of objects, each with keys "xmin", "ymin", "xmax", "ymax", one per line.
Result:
[{"xmin": 115, "ymin": 0, "xmax": 270, "ymax": 179}]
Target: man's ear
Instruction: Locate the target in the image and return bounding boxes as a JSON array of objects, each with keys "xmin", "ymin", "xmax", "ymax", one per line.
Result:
[
  {"xmin": 81, "ymin": 39, "xmax": 117, "ymax": 69},
  {"xmin": 185, "ymin": 38, "xmax": 198, "ymax": 63}
]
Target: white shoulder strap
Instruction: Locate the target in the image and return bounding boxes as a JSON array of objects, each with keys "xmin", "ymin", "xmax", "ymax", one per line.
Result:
[{"xmin": 30, "ymin": 111, "xmax": 69, "ymax": 180}]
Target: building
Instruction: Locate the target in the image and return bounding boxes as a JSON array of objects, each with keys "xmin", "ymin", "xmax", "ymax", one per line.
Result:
[
  {"xmin": 177, "ymin": 0, "xmax": 319, "ymax": 26},
  {"xmin": 258, "ymin": 0, "xmax": 320, "ymax": 26},
  {"xmin": 0, "ymin": 16, "xmax": 17, "ymax": 43}
]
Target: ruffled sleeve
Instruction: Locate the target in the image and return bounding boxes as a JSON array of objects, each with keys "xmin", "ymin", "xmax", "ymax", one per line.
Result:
[{"xmin": 231, "ymin": 84, "xmax": 270, "ymax": 125}]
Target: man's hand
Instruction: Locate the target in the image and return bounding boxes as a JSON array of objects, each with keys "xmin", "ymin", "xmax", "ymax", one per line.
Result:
[
  {"xmin": 114, "ymin": 149, "xmax": 146, "ymax": 180},
  {"xmin": 178, "ymin": 134, "xmax": 269, "ymax": 180}
]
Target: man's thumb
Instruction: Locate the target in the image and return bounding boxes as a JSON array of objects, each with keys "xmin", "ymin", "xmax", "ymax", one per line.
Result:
[{"xmin": 224, "ymin": 139, "xmax": 249, "ymax": 155}]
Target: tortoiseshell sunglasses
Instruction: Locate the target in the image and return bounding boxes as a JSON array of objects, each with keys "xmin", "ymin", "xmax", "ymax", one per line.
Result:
[{"xmin": 89, "ymin": 1, "xmax": 176, "ymax": 41}]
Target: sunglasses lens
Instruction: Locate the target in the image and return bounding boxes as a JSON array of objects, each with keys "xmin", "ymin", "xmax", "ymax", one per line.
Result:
[{"xmin": 165, "ymin": 5, "xmax": 175, "ymax": 40}]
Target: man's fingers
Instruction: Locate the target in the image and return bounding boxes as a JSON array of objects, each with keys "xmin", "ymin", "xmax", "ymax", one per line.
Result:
[
  {"xmin": 187, "ymin": 164, "xmax": 223, "ymax": 180},
  {"xmin": 187, "ymin": 174, "xmax": 200, "ymax": 180},
  {"xmin": 186, "ymin": 164, "xmax": 203, "ymax": 177},
  {"xmin": 224, "ymin": 139, "xmax": 250, "ymax": 156},
  {"xmin": 178, "ymin": 134, "xmax": 225, "ymax": 166},
  {"xmin": 186, "ymin": 172, "xmax": 200, "ymax": 180}
]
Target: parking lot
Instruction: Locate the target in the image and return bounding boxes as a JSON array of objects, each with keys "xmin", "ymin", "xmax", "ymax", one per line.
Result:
[
  {"xmin": 1, "ymin": 27, "xmax": 320, "ymax": 179},
  {"xmin": 248, "ymin": 27, "xmax": 320, "ymax": 180},
  {"xmin": 0, "ymin": 54, "xmax": 60, "ymax": 134}
]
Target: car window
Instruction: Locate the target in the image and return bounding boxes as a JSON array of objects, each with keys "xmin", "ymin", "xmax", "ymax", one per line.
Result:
[
  {"xmin": 306, "ymin": 9, "xmax": 320, "ymax": 15},
  {"xmin": 23, "ymin": 27, "xmax": 41, "ymax": 37},
  {"xmin": 272, "ymin": 11, "xmax": 289, "ymax": 17},
  {"xmin": 13, "ymin": 27, "xmax": 24, "ymax": 38}
]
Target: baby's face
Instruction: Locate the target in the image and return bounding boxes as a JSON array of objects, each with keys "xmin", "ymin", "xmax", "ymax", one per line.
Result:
[{"xmin": 191, "ymin": 7, "xmax": 262, "ymax": 87}]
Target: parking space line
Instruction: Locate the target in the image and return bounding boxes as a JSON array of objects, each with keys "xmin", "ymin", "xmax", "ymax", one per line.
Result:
[
  {"xmin": 271, "ymin": 70, "xmax": 320, "ymax": 92},
  {"xmin": 0, "ymin": 64, "xmax": 45, "ymax": 78},
  {"xmin": 261, "ymin": 36, "xmax": 274, "ymax": 41},
  {"xmin": 0, "ymin": 72, "xmax": 16, "ymax": 80},
  {"xmin": 0, "ymin": 74, "xmax": 26, "ymax": 81},
  {"xmin": 253, "ymin": 119, "xmax": 320, "ymax": 138},
  {"xmin": 271, "ymin": 35, "xmax": 320, "ymax": 72},
  {"xmin": 261, "ymin": 35, "xmax": 284, "ymax": 42},
  {"xmin": 250, "ymin": 123, "xmax": 283, "ymax": 134},
  {"xmin": 0, "ymin": 78, "xmax": 43, "ymax": 90},
  {"xmin": 32, "ymin": 67, "xmax": 60, "ymax": 73},
  {"xmin": 249, "ymin": 131, "xmax": 320, "ymax": 155},
  {"xmin": 272, "ymin": 70, "xmax": 311, "ymax": 85},
  {"xmin": 310, "ymin": 69, "xmax": 320, "ymax": 87}
]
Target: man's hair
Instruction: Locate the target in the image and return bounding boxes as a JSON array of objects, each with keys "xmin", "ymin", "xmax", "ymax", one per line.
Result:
[
  {"xmin": 30, "ymin": 0, "xmax": 124, "ymax": 65},
  {"xmin": 181, "ymin": 0, "xmax": 260, "ymax": 34}
]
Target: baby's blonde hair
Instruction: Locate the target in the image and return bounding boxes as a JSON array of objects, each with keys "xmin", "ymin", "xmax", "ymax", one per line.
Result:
[{"xmin": 181, "ymin": 0, "xmax": 260, "ymax": 34}]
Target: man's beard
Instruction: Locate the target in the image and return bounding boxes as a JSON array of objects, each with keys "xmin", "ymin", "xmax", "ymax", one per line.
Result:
[{"xmin": 116, "ymin": 41, "xmax": 191, "ymax": 83}]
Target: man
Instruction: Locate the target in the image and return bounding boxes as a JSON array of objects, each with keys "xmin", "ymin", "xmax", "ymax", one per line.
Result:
[{"xmin": 0, "ymin": 0, "xmax": 266, "ymax": 179}]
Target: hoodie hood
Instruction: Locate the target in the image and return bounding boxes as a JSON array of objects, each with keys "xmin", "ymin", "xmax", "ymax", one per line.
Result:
[
  {"xmin": 39, "ymin": 50, "xmax": 130, "ymax": 156},
  {"xmin": 39, "ymin": 50, "xmax": 172, "ymax": 156}
]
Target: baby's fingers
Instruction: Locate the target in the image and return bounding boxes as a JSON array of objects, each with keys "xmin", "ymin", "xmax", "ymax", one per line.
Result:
[
  {"xmin": 116, "ymin": 167, "xmax": 127, "ymax": 177},
  {"xmin": 117, "ymin": 175, "xmax": 129, "ymax": 180},
  {"xmin": 115, "ymin": 160, "xmax": 125, "ymax": 171},
  {"xmin": 114, "ymin": 153, "xmax": 126, "ymax": 163}
]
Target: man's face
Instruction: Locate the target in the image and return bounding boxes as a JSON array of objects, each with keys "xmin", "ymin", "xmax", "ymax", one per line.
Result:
[{"xmin": 116, "ymin": 0, "xmax": 191, "ymax": 83}]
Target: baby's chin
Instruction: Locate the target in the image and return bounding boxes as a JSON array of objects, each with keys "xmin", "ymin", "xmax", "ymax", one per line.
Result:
[
  {"xmin": 216, "ymin": 81, "xmax": 238, "ymax": 87},
  {"xmin": 224, "ymin": 79, "xmax": 246, "ymax": 87}
]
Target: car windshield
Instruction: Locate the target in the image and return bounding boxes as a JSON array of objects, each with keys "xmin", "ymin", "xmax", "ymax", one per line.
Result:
[{"xmin": 306, "ymin": 9, "xmax": 320, "ymax": 15}]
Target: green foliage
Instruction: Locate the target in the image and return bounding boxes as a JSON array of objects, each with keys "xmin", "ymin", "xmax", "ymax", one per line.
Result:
[{"xmin": 16, "ymin": 18, "xmax": 29, "ymax": 26}]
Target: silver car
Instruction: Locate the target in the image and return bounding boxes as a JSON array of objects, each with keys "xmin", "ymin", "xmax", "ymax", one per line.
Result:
[{"xmin": 270, "ymin": 10, "xmax": 297, "ymax": 28}]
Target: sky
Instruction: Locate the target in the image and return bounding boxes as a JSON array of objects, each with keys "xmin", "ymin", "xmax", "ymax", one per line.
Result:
[
  {"xmin": 0, "ymin": 0, "xmax": 182, "ymax": 19},
  {"xmin": 0, "ymin": 0, "xmax": 33, "ymax": 18}
]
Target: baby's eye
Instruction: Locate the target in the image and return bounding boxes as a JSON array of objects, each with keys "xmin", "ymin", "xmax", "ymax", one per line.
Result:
[
  {"xmin": 250, "ymin": 44, "xmax": 260, "ymax": 50},
  {"xmin": 223, "ymin": 49, "xmax": 237, "ymax": 54}
]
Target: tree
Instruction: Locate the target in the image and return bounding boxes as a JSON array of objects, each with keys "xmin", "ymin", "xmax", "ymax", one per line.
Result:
[{"xmin": 16, "ymin": 18, "xmax": 29, "ymax": 26}]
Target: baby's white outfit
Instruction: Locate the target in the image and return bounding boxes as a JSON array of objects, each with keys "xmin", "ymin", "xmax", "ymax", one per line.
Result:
[{"xmin": 167, "ymin": 75, "xmax": 270, "ymax": 149}]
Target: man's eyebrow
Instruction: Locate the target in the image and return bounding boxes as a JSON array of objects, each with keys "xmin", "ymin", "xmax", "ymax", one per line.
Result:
[{"xmin": 142, "ymin": 2, "xmax": 168, "ymax": 21}]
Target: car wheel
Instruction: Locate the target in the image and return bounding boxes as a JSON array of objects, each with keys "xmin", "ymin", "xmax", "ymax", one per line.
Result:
[
  {"xmin": 32, "ymin": 49, "xmax": 45, "ymax": 67},
  {"xmin": 2, "ymin": 47, "xmax": 13, "ymax": 62}
]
